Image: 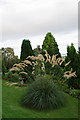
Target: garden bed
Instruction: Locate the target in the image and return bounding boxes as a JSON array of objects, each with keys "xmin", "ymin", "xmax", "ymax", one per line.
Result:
[{"xmin": 2, "ymin": 80, "xmax": 79, "ymax": 118}]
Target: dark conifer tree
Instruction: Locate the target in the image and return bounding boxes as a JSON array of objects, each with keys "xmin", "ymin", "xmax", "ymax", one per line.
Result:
[{"xmin": 20, "ymin": 39, "xmax": 33, "ymax": 61}]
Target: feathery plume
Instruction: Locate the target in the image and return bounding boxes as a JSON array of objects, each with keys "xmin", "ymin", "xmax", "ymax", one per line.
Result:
[
  {"xmin": 37, "ymin": 54, "xmax": 45, "ymax": 61},
  {"xmin": 23, "ymin": 60, "xmax": 32, "ymax": 65},
  {"xmin": 65, "ymin": 61, "xmax": 71, "ymax": 66},
  {"xmin": 10, "ymin": 67, "xmax": 20, "ymax": 72},
  {"xmin": 64, "ymin": 68, "xmax": 77, "ymax": 79}
]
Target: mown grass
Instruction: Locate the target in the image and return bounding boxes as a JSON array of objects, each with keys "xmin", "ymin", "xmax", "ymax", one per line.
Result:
[
  {"xmin": 0, "ymin": 54, "xmax": 2, "ymax": 119},
  {"xmin": 0, "ymin": 54, "xmax": 2, "ymax": 73},
  {"xmin": 0, "ymin": 77, "xmax": 2, "ymax": 119},
  {"xmin": 2, "ymin": 80, "xmax": 79, "ymax": 118}
]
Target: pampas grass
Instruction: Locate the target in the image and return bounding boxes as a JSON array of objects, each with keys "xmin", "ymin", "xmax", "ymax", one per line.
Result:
[{"xmin": 22, "ymin": 75, "xmax": 65, "ymax": 110}]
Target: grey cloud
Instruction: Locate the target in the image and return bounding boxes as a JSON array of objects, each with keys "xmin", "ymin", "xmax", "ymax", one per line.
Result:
[{"xmin": 2, "ymin": 0, "xmax": 78, "ymax": 41}]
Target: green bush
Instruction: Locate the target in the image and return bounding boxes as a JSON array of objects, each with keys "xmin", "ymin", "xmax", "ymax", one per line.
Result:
[
  {"xmin": 19, "ymin": 72, "xmax": 34, "ymax": 83},
  {"xmin": 19, "ymin": 72, "xmax": 28, "ymax": 78},
  {"xmin": 22, "ymin": 76, "xmax": 65, "ymax": 110},
  {"xmin": 51, "ymin": 65, "xmax": 64, "ymax": 80},
  {"xmin": 69, "ymin": 89, "xmax": 80, "ymax": 99},
  {"xmin": 2, "ymin": 72, "xmax": 13, "ymax": 80},
  {"xmin": 55, "ymin": 81, "xmax": 70, "ymax": 94},
  {"xmin": 45, "ymin": 63, "xmax": 64, "ymax": 81},
  {"xmin": 45, "ymin": 62, "xmax": 52, "ymax": 74},
  {"xmin": 10, "ymin": 73, "xmax": 19, "ymax": 82},
  {"xmin": 2, "ymin": 72, "xmax": 19, "ymax": 82},
  {"xmin": 6, "ymin": 72, "xmax": 13, "ymax": 78},
  {"xmin": 67, "ymin": 77, "xmax": 79, "ymax": 89},
  {"xmin": 60, "ymin": 85, "xmax": 69, "ymax": 93},
  {"xmin": 7, "ymin": 72, "xmax": 19, "ymax": 82}
]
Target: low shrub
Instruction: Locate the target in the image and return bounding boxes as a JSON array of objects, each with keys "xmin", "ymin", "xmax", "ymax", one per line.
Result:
[
  {"xmin": 19, "ymin": 72, "xmax": 28, "ymax": 79},
  {"xmin": 69, "ymin": 89, "xmax": 80, "ymax": 99},
  {"xmin": 55, "ymin": 81, "xmax": 70, "ymax": 94},
  {"xmin": 22, "ymin": 75, "xmax": 65, "ymax": 110},
  {"xmin": 2, "ymin": 72, "xmax": 13, "ymax": 80},
  {"xmin": 67, "ymin": 77, "xmax": 79, "ymax": 89},
  {"xmin": 60, "ymin": 85, "xmax": 70, "ymax": 94},
  {"xmin": 2, "ymin": 74, "xmax": 7, "ymax": 80},
  {"xmin": 7, "ymin": 73, "xmax": 19, "ymax": 82},
  {"xmin": 19, "ymin": 72, "xmax": 34, "ymax": 83},
  {"xmin": 2, "ymin": 72, "xmax": 20, "ymax": 82},
  {"xmin": 8, "ymin": 73, "xmax": 19, "ymax": 82},
  {"xmin": 45, "ymin": 62, "xmax": 52, "ymax": 74},
  {"xmin": 51, "ymin": 65, "xmax": 64, "ymax": 80},
  {"xmin": 6, "ymin": 72, "xmax": 13, "ymax": 79}
]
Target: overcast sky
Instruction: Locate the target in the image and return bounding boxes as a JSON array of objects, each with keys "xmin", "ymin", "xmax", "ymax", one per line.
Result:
[{"xmin": 0, "ymin": 0, "xmax": 79, "ymax": 58}]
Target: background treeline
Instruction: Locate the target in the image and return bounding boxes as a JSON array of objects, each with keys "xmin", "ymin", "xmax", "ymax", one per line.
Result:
[{"xmin": 1, "ymin": 47, "xmax": 19, "ymax": 74}]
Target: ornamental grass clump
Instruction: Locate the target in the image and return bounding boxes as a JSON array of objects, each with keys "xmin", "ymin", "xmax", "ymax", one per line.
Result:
[{"xmin": 22, "ymin": 76, "xmax": 65, "ymax": 110}]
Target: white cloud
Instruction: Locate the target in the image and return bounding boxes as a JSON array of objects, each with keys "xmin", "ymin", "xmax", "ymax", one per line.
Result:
[
  {"xmin": 2, "ymin": 0, "xmax": 78, "ymax": 39},
  {"xmin": 0, "ymin": 0, "xmax": 78, "ymax": 57}
]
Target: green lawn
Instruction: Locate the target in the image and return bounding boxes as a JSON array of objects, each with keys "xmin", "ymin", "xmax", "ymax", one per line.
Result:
[
  {"xmin": 0, "ymin": 78, "xmax": 2, "ymax": 119},
  {"xmin": 2, "ymin": 80, "xmax": 79, "ymax": 118},
  {"xmin": 0, "ymin": 54, "xmax": 2, "ymax": 73}
]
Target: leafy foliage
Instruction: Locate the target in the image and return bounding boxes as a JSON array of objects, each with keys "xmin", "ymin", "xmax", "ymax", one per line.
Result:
[
  {"xmin": 45, "ymin": 62, "xmax": 51, "ymax": 74},
  {"xmin": 9, "ymin": 73, "xmax": 19, "ymax": 82},
  {"xmin": 55, "ymin": 81, "xmax": 70, "ymax": 94},
  {"xmin": 33, "ymin": 45, "xmax": 42, "ymax": 56},
  {"xmin": 65, "ymin": 43, "xmax": 80, "ymax": 89},
  {"xmin": 19, "ymin": 72, "xmax": 34, "ymax": 83},
  {"xmin": 69, "ymin": 89, "xmax": 80, "ymax": 99},
  {"xmin": 22, "ymin": 76, "xmax": 65, "ymax": 110},
  {"xmin": 2, "ymin": 62, "xmax": 7, "ymax": 75},
  {"xmin": 42, "ymin": 32, "xmax": 61, "ymax": 57},
  {"xmin": 1, "ymin": 47, "xmax": 19, "ymax": 74},
  {"xmin": 67, "ymin": 77, "xmax": 79, "ymax": 89},
  {"xmin": 65, "ymin": 43, "xmax": 77, "ymax": 71},
  {"xmin": 51, "ymin": 65, "xmax": 64, "ymax": 80},
  {"xmin": 3, "ymin": 72, "xmax": 19, "ymax": 82}
]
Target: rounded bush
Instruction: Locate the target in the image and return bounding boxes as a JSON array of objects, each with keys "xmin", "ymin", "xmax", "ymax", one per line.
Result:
[{"xmin": 22, "ymin": 76, "xmax": 65, "ymax": 110}]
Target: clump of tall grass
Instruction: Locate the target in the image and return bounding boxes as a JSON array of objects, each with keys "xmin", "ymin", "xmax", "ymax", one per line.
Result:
[
  {"xmin": 10, "ymin": 50, "xmax": 76, "ymax": 80},
  {"xmin": 22, "ymin": 75, "xmax": 66, "ymax": 110}
]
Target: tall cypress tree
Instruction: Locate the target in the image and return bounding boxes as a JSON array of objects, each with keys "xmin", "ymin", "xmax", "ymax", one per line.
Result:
[
  {"xmin": 65, "ymin": 43, "xmax": 77, "ymax": 71},
  {"xmin": 20, "ymin": 39, "xmax": 33, "ymax": 61},
  {"xmin": 42, "ymin": 32, "xmax": 61, "ymax": 57}
]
